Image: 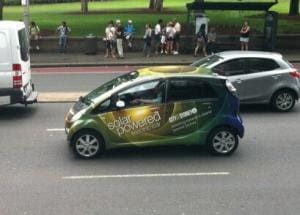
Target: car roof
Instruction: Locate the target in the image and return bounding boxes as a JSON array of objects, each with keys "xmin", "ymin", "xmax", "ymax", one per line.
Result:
[
  {"xmin": 0, "ymin": 21, "xmax": 25, "ymax": 30},
  {"xmin": 215, "ymin": 50, "xmax": 283, "ymax": 60}
]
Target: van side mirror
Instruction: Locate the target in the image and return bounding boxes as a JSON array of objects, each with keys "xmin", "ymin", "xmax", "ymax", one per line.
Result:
[{"xmin": 116, "ymin": 100, "xmax": 125, "ymax": 108}]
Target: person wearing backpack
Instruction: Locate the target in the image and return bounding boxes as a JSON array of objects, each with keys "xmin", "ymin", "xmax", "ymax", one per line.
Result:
[{"xmin": 56, "ymin": 21, "xmax": 71, "ymax": 53}]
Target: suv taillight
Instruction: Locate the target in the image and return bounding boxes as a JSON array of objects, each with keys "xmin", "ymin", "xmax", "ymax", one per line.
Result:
[
  {"xmin": 289, "ymin": 69, "xmax": 300, "ymax": 79},
  {"xmin": 12, "ymin": 64, "xmax": 22, "ymax": 89}
]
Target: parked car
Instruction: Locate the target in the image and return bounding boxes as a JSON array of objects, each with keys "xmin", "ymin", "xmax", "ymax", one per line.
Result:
[
  {"xmin": 0, "ymin": 21, "xmax": 38, "ymax": 106},
  {"xmin": 191, "ymin": 51, "xmax": 300, "ymax": 112},
  {"xmin": 65, "ymin": 66, "xmax": 244, "ymax": 159}
]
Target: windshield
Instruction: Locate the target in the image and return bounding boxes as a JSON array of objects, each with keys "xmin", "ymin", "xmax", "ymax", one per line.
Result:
[
  {"xmin": 82, "ymin": 71, "xmax": 139, "ymax": 104},
  {"xmin": 191, "ymin": 54, "xmax": 223, "ymax": 68}
]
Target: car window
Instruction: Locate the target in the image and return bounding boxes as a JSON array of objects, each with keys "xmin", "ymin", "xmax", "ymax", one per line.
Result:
[
  {"xmin": 117, "ymin": 80, "xmax": 165, "ymax": 107},
  {"xmin": 213, "ymin": 59, "xmax": 245, "ymax": 76},
  {"xmin": 167, "ymin": 79, "xmax": 217, "ymax": 102},
  {"xmin": 91, "ymin": 99, "xmax": 111, "ymax": 114},
  {"xmin": 18, "ymin": 28, "xmax": 29, "ymax": 62},
  {"xmin": 247, "ymin": 58, "xmax": 280, "ymax": 73}
]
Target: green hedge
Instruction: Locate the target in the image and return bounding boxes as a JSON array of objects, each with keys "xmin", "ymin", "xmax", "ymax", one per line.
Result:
[{"xmin": 4, "ymin": 0, "xmax": 106, "ymax": 6}]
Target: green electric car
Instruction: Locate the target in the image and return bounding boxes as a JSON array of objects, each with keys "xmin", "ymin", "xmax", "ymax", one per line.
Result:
[{"xmin": 65, "ymin": 66, "xmax": 244, "ymax": 159}]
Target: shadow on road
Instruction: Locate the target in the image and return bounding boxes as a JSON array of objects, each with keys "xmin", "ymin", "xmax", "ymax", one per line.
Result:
[{"xmin": 0, "ymin": 105, "xmax": 38, "ymax": 120}]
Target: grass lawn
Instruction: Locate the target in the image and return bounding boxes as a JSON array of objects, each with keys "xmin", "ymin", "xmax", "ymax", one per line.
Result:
[{"xmin": 3, "ymin": 0, "xmax": 299, "ymax": 36}]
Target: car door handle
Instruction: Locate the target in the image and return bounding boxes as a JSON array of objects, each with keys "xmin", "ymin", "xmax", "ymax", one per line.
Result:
[
  {"xmin": 235, "ymin": 79, "xmax": 243, "ymax": 84},
  {"xmin": 272, "ymin": 75, "xmax": 281, "ymax": 79}
]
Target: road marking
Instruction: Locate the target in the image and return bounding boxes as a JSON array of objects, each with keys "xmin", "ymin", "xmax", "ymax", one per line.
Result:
[
  {"xmin": 62, "ymin": 172, "xmax": 230, "ymax": 180},
  {"xmin": 47, "ymin": 128, "xmax": 65, "ymax": 132}
]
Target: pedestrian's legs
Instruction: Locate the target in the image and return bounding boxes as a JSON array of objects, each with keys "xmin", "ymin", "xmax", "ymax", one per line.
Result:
[
  {"xmin": 62, "ymin": 37, "xmax": 67, "ymax": 53},
  {"xmin": 58, "ymin": 36, "xmax": 63, "ymax": 53},
  {"xmin": 117, "ymin": 39, "xmax": 124, "ymax": 58}
]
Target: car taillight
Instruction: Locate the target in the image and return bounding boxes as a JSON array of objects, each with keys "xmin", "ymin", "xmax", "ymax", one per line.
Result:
[
  {"xmin": 289, "ymin": 70, "xmax": 300, "ymax": 79},
  {"xmin": 12, "ymin": 64, "xmax": 22, "ymax": 88}
]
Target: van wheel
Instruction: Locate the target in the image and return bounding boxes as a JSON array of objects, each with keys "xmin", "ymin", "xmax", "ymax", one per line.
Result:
[
  {"xmin": 271, "ymin": 90, "xmax": 295, "ymax": 112},
  {"xmin": 208, "ymin": 127, "xmax": 238, "ymax": 156},
  {"xmin": 72, "ymin": 130, "xmax": 105, "ymax": 159}
]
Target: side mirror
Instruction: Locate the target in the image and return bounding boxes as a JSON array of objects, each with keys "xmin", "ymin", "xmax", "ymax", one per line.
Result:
[{"xmin": 116, "ymin": 100, "xmax": 125, "ymax": 108}]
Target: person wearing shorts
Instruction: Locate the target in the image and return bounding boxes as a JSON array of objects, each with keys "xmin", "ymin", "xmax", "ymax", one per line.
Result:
[
  {"xmin": 154, "ymin": 19, "xmax": 162, "ymax": 54},
  {"xmin": 240, "ymin": 21, "xmax": 250, "ymax": 51}
]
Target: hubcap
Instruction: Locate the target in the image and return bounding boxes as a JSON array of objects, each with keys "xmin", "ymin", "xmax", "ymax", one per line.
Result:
[
  {"xmin": 75, "ymin": 134, "xmax": 100, "ymax": 157},
  {"xmin": 276, "ymin": 92, "xmax": 293, "ymax": 110},
  {"xmin": 212, "ymin": 131, "xmax": 236, "ymax": 154}
]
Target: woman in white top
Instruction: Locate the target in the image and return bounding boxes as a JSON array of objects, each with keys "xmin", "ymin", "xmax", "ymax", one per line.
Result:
[{"xmin": 165, "ymin": 22, "xmax": 176, "ymax": 54}]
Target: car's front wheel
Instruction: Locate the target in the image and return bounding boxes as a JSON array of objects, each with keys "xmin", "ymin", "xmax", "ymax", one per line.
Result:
[
  {"xmin": 72, "ymin": 130, "xmax": 105, "ymax": 159},
  {"xmin": 208, "ymin": 127, "xmax": 239, "ymax": 156},
  {"xmin": 271, "ymin": 89, "xmax": 296, "ymax": 112}
]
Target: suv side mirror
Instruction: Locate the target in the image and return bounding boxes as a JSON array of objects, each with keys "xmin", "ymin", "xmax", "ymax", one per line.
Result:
[{"xmin": 116, "ymin": 100, "xmax": 125, "ymax": 108}]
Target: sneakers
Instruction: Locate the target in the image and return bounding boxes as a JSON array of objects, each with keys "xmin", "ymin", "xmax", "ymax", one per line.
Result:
[{"xmin": 173, "ymin": 51, "xmax": 179, "ymax": 55}]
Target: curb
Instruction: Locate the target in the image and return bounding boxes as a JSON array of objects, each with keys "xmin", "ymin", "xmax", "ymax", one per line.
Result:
[{"xmin": 38, "ymin": 92, "xmax": 86, "ymax": 103}]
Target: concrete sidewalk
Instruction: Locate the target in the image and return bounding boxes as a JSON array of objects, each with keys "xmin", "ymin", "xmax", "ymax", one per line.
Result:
[{"xmin": 31, "ymin": 50, "xmax": 300, "ymax": 68}]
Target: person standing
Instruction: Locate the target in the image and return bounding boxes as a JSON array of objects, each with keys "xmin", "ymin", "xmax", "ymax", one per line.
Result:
[
  {"xmin": 207, "ymin": 27, "xmax": 217, "ymax": 54},
  {"xmin": 104, "ymin": 20, "xmax": 116, "ymax": 58},
  {"xmin": 143, "ymin": 24, "xmax": 152, "ymax": 57},
  {"xmin": 124, "ymin": 20, "xmax": 135, "ymax": 50},
  {"xmin": 165, "ymin": 22, "xmax": 176, "ymax": 54},
  {"xmin": 115, "ymin": 20, "xmax": 124, "ymax": 58},
  {"xmin": 173, "ymin": 18, "xmax": 181, "ymax": 55},
  {"xmin": 194, "ymin": 24, "xmax": 207, "ymax": 57},
  {"xmin": 56, "ymin": 21, "xmax": 71, "ymax": 53},
  {"xmin": 29, "ymin": 21, "xmax": 41, "ymax": 51},
  {"xmin": 240, "ymin": 21, "xmax": 250, "ymax": 51},
  {"xmin": 154, "ymin": 19, "xmax": 162, "ymax": 54}
]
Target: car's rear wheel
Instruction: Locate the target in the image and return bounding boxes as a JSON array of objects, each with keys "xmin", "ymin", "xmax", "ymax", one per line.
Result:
[
  {"xmin": 271, "ymin": 90, "xmax": 295, "ymax": 112},
  {"xmin": 208, "ymin": 127, "xmax": 238, "ymax": 156},
  {"xmin": 72, "ymin": 130, "xmax": 105, "ymax": 159}
]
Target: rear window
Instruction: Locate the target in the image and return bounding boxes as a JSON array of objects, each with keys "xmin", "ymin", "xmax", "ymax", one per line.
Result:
[{"xmin": 18, "ymin": 29, "xmax": 29, "ymax": 62}]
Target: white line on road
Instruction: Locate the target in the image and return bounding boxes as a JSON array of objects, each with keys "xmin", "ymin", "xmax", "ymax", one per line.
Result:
[
  {"xmin": 46, "ymin": 128, "xmax": 65, "ymax": 132},
  {"xmin": 62, "ymin": 172, "xmax": 230, "ymax": 180}
]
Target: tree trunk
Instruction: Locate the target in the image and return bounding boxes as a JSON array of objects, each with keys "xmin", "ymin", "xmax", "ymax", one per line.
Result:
[
  {"xmin": 154, "ymin": 0, "xmax": 163, "ymax": 12},
  {"xmin": 81, "ymin": 0, "xmax": 88, "ymax": 14},
  {"xmin": 289, "ymin": 0, "xmax": 299, "ymax": 16},
  {"xmin": 0, "ymin": 0, "xmax": 4, "ymax": 20},
  {"xmin": 149, "ymin": 0, "xmax": 155, "ymax": 9}
]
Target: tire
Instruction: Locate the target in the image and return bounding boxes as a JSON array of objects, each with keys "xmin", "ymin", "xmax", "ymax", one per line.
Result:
[
  {"xmin": 271, "ymin": 89, "xmax": 295, "ymax": 112},
  {"xmin": 208, "ymin": 127, "xmax": 239, "ymax": 156},
  {"xmin": 71, "ymin": 130, "xmax": 105, "ymax": 159}
]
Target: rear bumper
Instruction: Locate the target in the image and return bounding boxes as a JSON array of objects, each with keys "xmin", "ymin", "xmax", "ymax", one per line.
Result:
[{"xmin": 0, "ymin": 87, "xmax": 38, "ymax": 105}]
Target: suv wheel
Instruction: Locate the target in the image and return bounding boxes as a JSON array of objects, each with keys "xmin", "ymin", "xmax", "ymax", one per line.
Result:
[
  {"xmin": 208, "ymin": 127, "xmax": 238, "ymax": 155},
  {"xmin": 72, "ymin": 130, "xmax": 104, "ymax": 159},
  {"xmin": 272, "ymin": 90, "xmax": 295, "ymax": 112}
]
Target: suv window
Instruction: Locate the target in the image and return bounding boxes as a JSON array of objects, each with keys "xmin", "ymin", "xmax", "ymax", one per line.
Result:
[
  {"xmin": 213, "ymin": 59, "xmax": 245, "ymax": 76},
  {"xmin": 117, "ymin": 80, "xmax": 165, "ymax": 107},
  {"xmin": 247, "ymin": 58, "xmax": 280, "ymax": 73},
  {"xmin": 167, "ymin": 79, "xmax": 217, "ymax": 102},
  {"xmin": 18, "ymin": 29, "xmax": 29, "ymax": 62}
]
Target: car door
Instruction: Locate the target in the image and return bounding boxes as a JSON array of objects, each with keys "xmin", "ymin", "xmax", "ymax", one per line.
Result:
[
  {"xmin": 96, "ymin": 80, "xmax": 168, "ymax": 146},
  {"xmin": 165, "ymin": 78, "xmax": 220, "ymax": 145},
  {"xmin": 212, "ymin": 58, "xmax": 248, "ymax": 100},
  {"xmin": 239, "ymin": 58, "xmax": 281, "ymax": 103}
]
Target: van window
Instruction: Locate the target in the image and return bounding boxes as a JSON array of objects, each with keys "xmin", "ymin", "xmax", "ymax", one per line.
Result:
[
  {"xmin": 0, "ymin": 32, "xmax": 9, "ymax": 63},
  {"xmin": 167, "ymin": 79, "xmax": 217, "ymax": 102},
  {"xmin": 18, "ymin": 29, "xmax": 29, "ymax": 62}
]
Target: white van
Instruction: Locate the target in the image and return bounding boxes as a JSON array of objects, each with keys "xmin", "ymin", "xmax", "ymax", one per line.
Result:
[{"xmin": 0, "ymin": 21, "xmax": 37, "ymax": 106}]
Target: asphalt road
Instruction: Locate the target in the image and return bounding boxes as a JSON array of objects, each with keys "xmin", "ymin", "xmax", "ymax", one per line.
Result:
[{"xmin": 1, "ymin": 67, "xmax": 300, "ymax": 214}]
